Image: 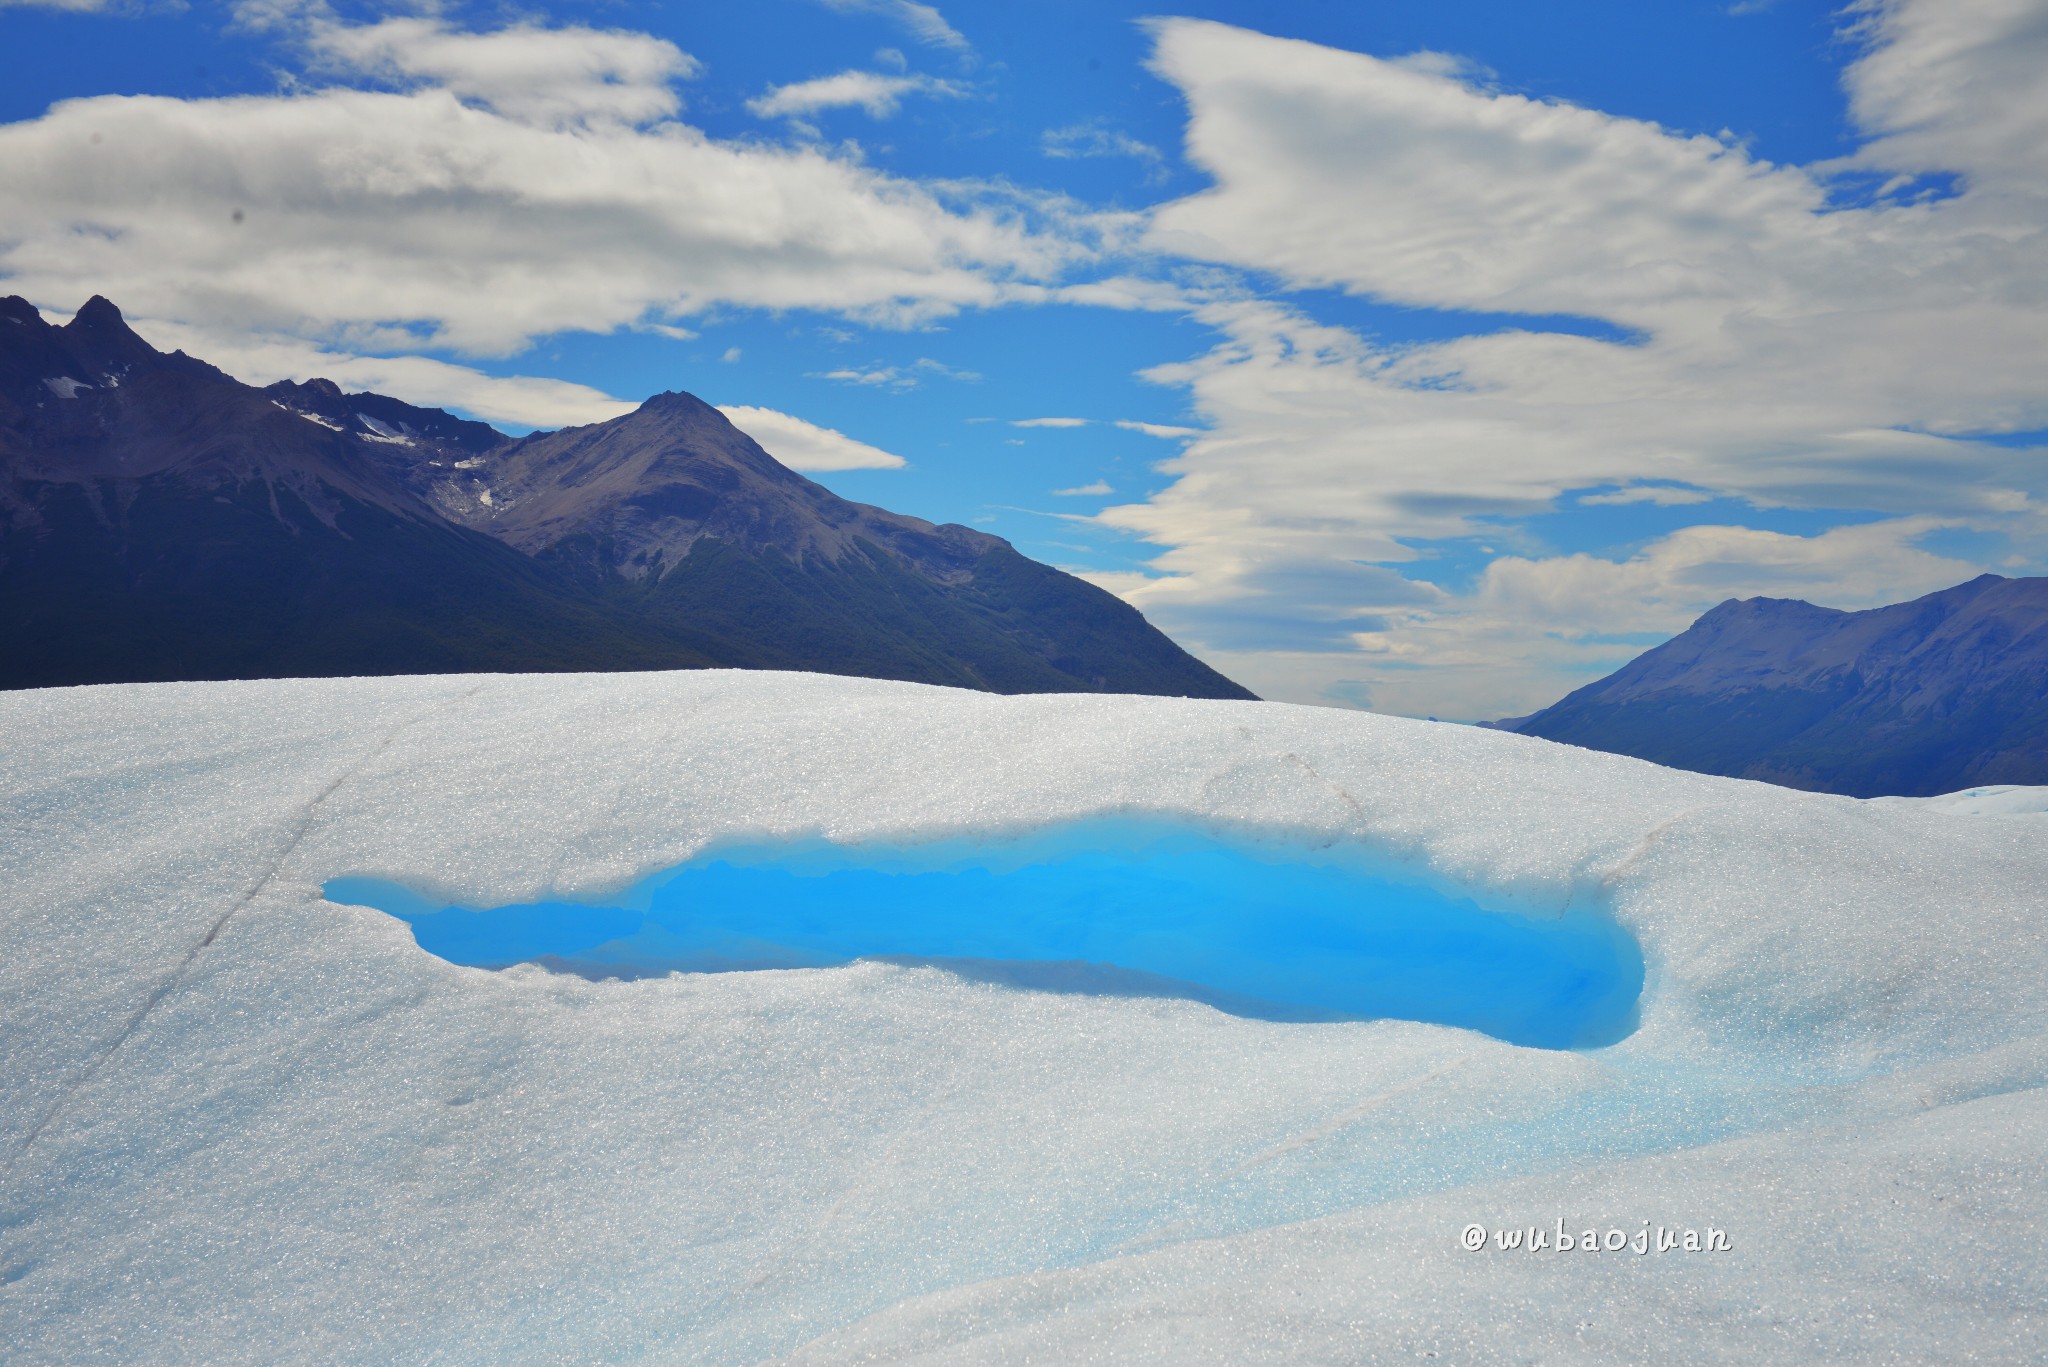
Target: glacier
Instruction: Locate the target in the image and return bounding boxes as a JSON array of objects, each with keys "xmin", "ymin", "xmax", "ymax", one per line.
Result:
[{"xmin": 2, "ymin": 669, "xmax": 2044, "ymax": 1363}]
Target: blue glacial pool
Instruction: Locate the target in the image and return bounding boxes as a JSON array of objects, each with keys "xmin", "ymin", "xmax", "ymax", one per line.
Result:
[{"xmin": 324, "ymin": 820, "xmax": 1643, "ymax": 1050}]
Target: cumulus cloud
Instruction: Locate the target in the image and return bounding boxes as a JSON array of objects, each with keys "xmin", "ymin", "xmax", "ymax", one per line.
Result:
[
  {"xmin": 749, "ymin": 70, "xmax": 963, "ymax": 120},
  {"xmin": 0, "ymin": 16, "xmax": 1088, "ymax": 356},
  {"xmin": 718, "ymin": 405, "xmax": 907, "ymax": 470},
  {"xmin": 1053, "ymin": 481, "xmax": 1114, "ymax": 496},
  {"xmin": 1011, "ymin": 416, "xmax": 1089, "ymax": 428},
  {"xmin": 1093, "ymin": 11, "xmax": 2048, "ymax": 716}
]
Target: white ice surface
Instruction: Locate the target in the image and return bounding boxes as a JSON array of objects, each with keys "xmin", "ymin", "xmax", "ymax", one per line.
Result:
[
  {"xmin": 2, "ymin": 671, "xmax": 2044, "ymax": 1363},
  {"xmin": 1875, "ymin": 784, "xmax": 2048, "ymax": 818}
]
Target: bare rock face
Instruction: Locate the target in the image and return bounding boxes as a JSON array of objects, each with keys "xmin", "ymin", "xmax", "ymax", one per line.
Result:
[{"xmin": 468, "ymin": 390, "xmax": 1000, "ymax": 583}]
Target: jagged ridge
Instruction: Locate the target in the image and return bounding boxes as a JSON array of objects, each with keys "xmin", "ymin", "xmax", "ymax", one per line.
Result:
[{"xmin": 0, "ymin": 296, "xmax": 1253, "ymax": 701}]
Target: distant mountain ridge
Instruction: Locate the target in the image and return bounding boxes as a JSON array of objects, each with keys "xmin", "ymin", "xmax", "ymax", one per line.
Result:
[
  {"xmin": 1499, "ymin": 575, "xmax": 2048, "ymax": 796},
  {"xmin": 0, "ymin": 296, "xmax": 1253, "ymax": 700}
]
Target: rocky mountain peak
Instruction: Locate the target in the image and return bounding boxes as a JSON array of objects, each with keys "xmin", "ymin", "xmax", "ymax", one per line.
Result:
[
  {"xmin": 636, "ymin": 389, "xmax": 718, "ymax": 417},
  {"xmin": 59, "ymin": 295, "xmax": 162, "ymax": 378},
  {"xmin": 470, "ymin": 387, "xmax": 1002, "ymax": 583},
  {"xmin": 70, "ymin": 294, "xmax": 127, "ymax": 327}
]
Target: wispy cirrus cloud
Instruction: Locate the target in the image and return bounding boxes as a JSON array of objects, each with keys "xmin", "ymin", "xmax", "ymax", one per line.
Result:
[
  {"xmin": 811, "ymin": 357, "xmax": 981, "ymax": 390},
  {"xmin": 1043, "ymin": 122, "xmax": 1168, "ymax": 182},
  {"xmin": 815, "ymin": 365, "xmax": 913, "ymax": 390},
  {"xmin": 816, "ymin": 0, "xmax": 969, "ymax": 54}
]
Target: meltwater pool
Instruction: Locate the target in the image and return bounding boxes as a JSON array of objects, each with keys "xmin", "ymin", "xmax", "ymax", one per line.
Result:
[{"xmin": 325, "ymin": 819, "xmax": 1643, "ymax": 1049}]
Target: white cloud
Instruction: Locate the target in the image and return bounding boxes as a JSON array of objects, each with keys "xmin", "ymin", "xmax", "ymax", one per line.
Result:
[
  {"xmin": 720, "ymin": 347, "xmax": 742, "ymax": 363},
  {"xmin": 809, "ymin": 357, "xmax": 978, "ymax": 391},
  {"xmin": 1042, "ymin": 123, "xmax": 1167, "ymax": 178},
  {"xmin": 1091, "ymin": 15, "xmax": 2048, "ymax": 715},
  {"xmin": 1135, "ymin": 518, "xmax": 1996, "ymax": 722},
  {"xmin": 817, "ymin": 0, "xmax": 969, "ymax": 53},
  {"xmin": 1386, "ymin": 51, "xmax": 1497, "ymax": 81},
  {"xmin": 1578, "ymin": 485, "xmax": 1716, "ymax": 506},
  {"xmin": 814, "ymin": 365, "xmax": 913, "ymax": 389},
  {"xmin": 1380, "ymin": 518, "xmax": 1986, "ymax": 719},
  {"xmin": 307, "ymin": 17, "xmax": 698, "ymax": 129},
  {"xmin": 0, "ymin": 17, "xmax": 1088, "ymax": 356},
  {"xmin": 1840, "ymin": 0, "xmax": 2048, "ymax": 185},
  {"xmin": 719, "ymin": 405, "xmax": 907, "ymax": 470},
  {"xmin": 0, "ymin": 0, "xmax": 123, "ymax": 9},
  {"xmin": 120, "ymin": 311, "xmax": 909, "ymax": 465},
  {"xmin": 1115, "ymin": 420, "xmax": 1203, "ymax": 439},
  {"xmin": 1012, "ymin": 416, "xmax": 1088, "ymax": 428},
  {"xmin": 1144, "ymin": 19, "xmax": 1838, "ymax": 329},
  {"xmin": 1053, "ymin": 481, "xmax": 1114, "ymax": 496},
  {"xmin": 912, "ymin": 356, "xmax": 981, "ymax": 382},
  {"xmin": 130, "ymin": 316, "xmax": 634, "ymax": 430},
  {"xmin": 749, "ymin": 70, "xmax": 964, "ymax": 120},
  {"xmin": 1472, "ymin": 518, "xmax": 1983, "ymax": 634}
]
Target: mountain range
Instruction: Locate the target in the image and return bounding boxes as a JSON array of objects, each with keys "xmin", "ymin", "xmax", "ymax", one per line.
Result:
[
  {"xmin": 0, "ymin": 296, "xmax": 1251, "ymax": 700},
  {"xmin": 1496, "ymin": 574, "xmax": 2048, "ymax": 796}
]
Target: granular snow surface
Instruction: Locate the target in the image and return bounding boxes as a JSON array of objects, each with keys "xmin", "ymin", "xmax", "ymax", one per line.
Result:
[{"xmin": 2, "ymin": 670, "xmax": 2044, "ymax": 1363}]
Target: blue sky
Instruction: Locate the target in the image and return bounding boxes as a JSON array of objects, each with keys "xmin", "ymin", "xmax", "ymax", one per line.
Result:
[{"xmin": 4, "ymin": 0, "xmax": 2045, "ymax": 717}]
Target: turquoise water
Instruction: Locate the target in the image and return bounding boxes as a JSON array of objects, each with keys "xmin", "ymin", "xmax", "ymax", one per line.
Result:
[{"xmin": 324, "ymin": 821, "xmax": 1643, "ymax": 1049}]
